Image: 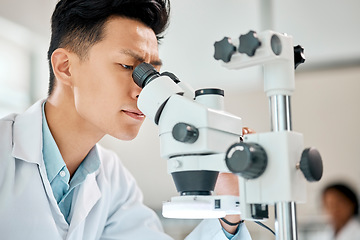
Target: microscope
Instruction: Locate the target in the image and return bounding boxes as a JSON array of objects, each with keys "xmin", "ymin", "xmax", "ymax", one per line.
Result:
[{"xmin": 132, "ymin": 30, "xmax": 323, "ymax": 240}]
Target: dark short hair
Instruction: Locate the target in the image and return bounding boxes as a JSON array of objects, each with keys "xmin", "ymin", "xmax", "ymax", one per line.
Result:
[
  {"xmin": 323, "ymin": 183, "xmax": 359, "ymax": 216},
  {"xmin": 47, "ymin": 0, "xmax": 170, "ymax": 95}
]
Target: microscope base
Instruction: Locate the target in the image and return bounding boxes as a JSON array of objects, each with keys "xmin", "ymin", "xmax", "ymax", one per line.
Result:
[{"xmin": 162, "ymin": 195, "xmax": 240, "ymax": 219}]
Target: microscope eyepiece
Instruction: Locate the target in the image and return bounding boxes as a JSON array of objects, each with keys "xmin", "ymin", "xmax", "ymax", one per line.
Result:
[{"xmin": 132, "ymin": 62, "xmax": 160, "ymax": 88}]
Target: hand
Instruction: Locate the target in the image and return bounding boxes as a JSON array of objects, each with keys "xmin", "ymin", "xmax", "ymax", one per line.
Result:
[
  {"xmin": 215, "ymin": 127, "xmax": 255, "ymax": 195},
  {"xmin": 215, "ymin": 127, "xmax": 255, "ymax": 234}
]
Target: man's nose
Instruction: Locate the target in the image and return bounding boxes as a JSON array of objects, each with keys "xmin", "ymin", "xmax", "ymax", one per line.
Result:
[{"xmin": 131, "ymin": 81, "xmax": 142, "ymax": 99}]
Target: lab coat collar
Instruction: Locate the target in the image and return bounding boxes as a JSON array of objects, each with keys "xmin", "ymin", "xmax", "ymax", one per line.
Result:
[
  {"xmin": 11, "ymin": 99, "xmax": 102, "ymax": 234},
  {"xmin": 11, "ymin": 99, "xmax": 45, "ymax": 166}
]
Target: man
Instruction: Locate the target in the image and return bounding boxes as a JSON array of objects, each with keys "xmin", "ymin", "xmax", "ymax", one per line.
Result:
[{"xmin": 0, "ymin": 0, "xmax": 251, "ymax": 239}]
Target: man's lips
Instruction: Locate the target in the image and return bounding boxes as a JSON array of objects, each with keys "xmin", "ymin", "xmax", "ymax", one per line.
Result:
[{"xmin": 122, "ymin": 110, "xmax": 145, "ymax": 120}]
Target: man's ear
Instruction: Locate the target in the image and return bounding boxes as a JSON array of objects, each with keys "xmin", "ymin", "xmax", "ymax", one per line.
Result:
[{"xmin": 51, "ymin": 48, "xmax": 74, "ymax": 87}]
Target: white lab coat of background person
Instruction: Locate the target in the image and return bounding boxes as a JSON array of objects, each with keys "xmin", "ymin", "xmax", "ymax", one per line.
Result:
[
  {"xmin": 308, "ymin": 218, "xmax": 360, "ymax": 240},
  {"xmin": 0, "ymin": 100, "xmax": 252, "ymax": 240}
]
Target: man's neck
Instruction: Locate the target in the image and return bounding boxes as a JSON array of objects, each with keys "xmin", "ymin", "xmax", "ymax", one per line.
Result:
[{"xmin": 45, "ymin": 89, "xmax": 104, "ymax": 177}]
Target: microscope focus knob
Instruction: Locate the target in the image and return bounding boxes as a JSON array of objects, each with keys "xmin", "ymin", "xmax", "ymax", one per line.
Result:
[
  {"xmin": 294, "ymin": 45, "xmax": 306, "ymax": 69},
  {"xmin": 238, "ymin": 30, "xmax": 261, "ymax": 57},
  {"xmin": 299, "ymin": 147, "xmax": 323, "ymax": 182},
  {"xmin": 172, "ymin": 122, "xmax": 199, "ymax": 144},
  {"xmin": 213, "ymin": 37, "xmax": 237, "ymax": 63},
  {"xmin": 225, "ymin": 142, "xmax": 267, "ymax": 179}
]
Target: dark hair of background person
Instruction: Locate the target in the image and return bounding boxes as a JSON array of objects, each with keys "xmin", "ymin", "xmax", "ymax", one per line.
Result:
[
  {"xmin": 323, "ymin": 183, "xmax": 359, "ymax": 216},
  {"xmin": 47, "ymin": 0, "xmax": 171, "ymax": 96}
]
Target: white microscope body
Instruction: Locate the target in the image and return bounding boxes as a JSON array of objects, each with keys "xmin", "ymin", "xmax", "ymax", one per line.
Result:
[
  {"xmin": 133, "ymin": 63, "xmax": 243, "ymax": 218},
  {"xmin": 132, "ymin": 30, "xmax": 322, "ymax": 240}
]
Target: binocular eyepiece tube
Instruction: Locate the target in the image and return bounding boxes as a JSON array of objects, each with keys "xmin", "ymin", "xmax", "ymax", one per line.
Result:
[{"xmin": 132, "ymin": 62, "xmax": 161, "ymax": 89}]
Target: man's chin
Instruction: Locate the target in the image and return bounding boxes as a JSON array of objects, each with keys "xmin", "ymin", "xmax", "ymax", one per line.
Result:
[{"xmin": 109, "ymin": 130, "xmax": 140, "ymax": 141}]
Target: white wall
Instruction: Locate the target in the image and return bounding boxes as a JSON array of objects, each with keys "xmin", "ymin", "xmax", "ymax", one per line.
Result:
[{"xmin": 0, "ymin": 17, "xmax": 49, "ymax": 117}]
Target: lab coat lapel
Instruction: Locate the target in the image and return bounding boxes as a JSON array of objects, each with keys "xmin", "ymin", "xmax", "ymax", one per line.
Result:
[
  {"xmin": 11, "ymin": 99, "xmax": 44, "ymax": 165},
  {"xmin": 38, "ymin": 162, "xmax": 70, "ymax": 232},
  {"xmin": 10, "ymin": 99, "xmax": 70, "ymax": 234},
  {"xmin": 68, "ymin": 172, "xmax": 101, "ymax": 233}
]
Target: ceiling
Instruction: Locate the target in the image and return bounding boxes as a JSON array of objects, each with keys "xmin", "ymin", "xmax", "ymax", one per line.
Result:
[{"xmin": 1, "ymin": 0, "xmax": 359, "ymax": 93}]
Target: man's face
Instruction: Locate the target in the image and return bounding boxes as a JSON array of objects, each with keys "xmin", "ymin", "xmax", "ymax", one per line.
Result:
[{"xmin": 70, "ymin": 17, "xmax": 161, "ymax": 140}]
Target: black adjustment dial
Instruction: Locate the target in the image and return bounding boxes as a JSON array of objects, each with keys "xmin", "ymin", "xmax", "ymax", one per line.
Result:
[
  {"xmin": 238, "ymin": 30, "xmax": 261, "ymax": 57},
  {"xmin": 225, "ymin": 142, "xmax": 267, "ymax": 179},
  {"xmin": 294, "ymin": 45, "xmax": 306, "ymax": 69},
  {"xmin": 300, "ymin": 147, "xmax": 323, "ymax": 182},
  {"xmin": 172, "ymin": 122, "xmax": 199, "ymax": 144},
  {"xmin": 214, "ymin": 37, "xmax": 237, "ymax": 63}
]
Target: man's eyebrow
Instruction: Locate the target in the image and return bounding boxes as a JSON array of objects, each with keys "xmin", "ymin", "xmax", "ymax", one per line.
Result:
[
  {"xmin": 151, "ymin": 59, "xmax": 163, "ymax": 67},
  {"xmin": 118, "ymin": 49, "xmax": 163, "ymax": 66}
]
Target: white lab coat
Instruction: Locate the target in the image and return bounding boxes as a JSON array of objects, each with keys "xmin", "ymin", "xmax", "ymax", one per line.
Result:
[
  {"xmin": 307, "ymin": 218, "xmax": 360, "ymax": 240},
  {"xmin": 0, "ymin": 99, "xmax": 251, "ymax": 240}
]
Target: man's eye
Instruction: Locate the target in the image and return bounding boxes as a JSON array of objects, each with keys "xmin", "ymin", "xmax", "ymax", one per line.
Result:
[{"xmin": 120, "ymin": 64, "xmax": 134, "ymax": 70}]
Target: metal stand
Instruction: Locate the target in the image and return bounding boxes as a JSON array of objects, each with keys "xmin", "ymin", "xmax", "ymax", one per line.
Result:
[
  {"xmin": 275, "ymin": 202, "xmax": 298, "ymax": 240},
  {"xmin": 270, "ymin": 94, "xmax": 298, "ymax": 240}
]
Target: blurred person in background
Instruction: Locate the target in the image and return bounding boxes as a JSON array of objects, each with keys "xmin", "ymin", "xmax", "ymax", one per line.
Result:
[{"xmin": 318, "ymin": 183, "xmax": 360, "ymax": 240}]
